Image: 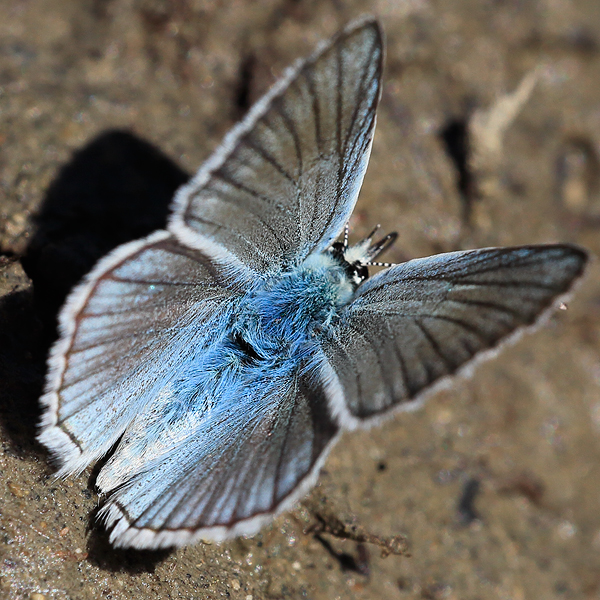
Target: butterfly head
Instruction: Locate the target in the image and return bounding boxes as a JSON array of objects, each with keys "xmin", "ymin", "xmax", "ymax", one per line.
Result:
[{"xmin": 329, "ymin": 224, "xmax": 398, "ymax": 287}]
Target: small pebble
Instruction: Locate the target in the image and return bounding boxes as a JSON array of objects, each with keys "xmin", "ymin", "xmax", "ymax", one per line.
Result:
[
  {"xmin": 557, "ymin": 521, "xmax": 576, "ymax": 540},
  {"xmin": 8, "ymin": 482, "xmax": 26, "ymax": 498}
]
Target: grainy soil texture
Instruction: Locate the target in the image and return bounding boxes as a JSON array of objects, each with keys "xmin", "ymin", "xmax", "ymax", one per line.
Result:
[{"xmin": 1, "ymin": 1, "xmax": 600, "ymax": 599}]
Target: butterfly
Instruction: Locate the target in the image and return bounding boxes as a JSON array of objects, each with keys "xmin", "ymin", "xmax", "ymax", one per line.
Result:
[{"xmin": 38, "ymin": 17, "xmax": 588, "ymax": 549}]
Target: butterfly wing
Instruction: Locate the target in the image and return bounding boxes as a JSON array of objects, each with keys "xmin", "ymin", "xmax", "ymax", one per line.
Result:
[
  {"xmin": 96, "ymin": 369, "xmax": 339, "ymax": 549},
  {"xmin": 320, "ymin": 245, "xmax": 588, "ymax": 425},
  {"xmin": 170, "ymin": 19, "xmax": 383, "ymax": 275},
  {"xmin": 38, "ymin": 232, "xmax": 239, "ymax": 476}
]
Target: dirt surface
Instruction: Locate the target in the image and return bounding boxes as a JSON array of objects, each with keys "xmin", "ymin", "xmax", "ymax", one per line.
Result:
[{"xmin": 1, "ymin": 1, "xmax": 600, "ymax": 599}]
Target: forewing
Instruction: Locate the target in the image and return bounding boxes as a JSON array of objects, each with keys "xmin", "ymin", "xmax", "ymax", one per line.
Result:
[
  {"xmin": 97, "ymin": 370, "xmax": 339, "ymax": 549},
  {"xmin": 170, "ymin": 18, "xmax": 383, "ymax": 274},
  {"xmin": 38, "ymin": 232, "xmax": 240, "ymax": 476},
  {"xmin": 321, "ymin": 245, "xmax": 588, "ymax": 423}
]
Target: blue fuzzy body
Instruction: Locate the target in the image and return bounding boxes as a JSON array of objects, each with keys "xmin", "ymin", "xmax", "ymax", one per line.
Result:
[{"xmin": 166, "ymin": 253, "xmax": 354, "ymax": 423}]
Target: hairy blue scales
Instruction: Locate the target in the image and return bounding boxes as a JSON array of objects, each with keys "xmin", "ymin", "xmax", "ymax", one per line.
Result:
[{"xmin": 170, "ymin": 252, "xmax": 355, "ymax": 413}]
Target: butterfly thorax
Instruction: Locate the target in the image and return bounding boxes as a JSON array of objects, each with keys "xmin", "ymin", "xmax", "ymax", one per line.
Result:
[
  {"xmin": 228, "ymin": 252, "xmax": 355, "ymax": 366},
  {"xmin": 164, "ymin": 252, "xmax": 356, "ymax": 416}
]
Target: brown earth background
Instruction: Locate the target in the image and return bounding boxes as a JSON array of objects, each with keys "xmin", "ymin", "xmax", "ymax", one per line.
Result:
[{"xmin": 1, "ymin": 0, "xmax": 600, "ymax": 599}]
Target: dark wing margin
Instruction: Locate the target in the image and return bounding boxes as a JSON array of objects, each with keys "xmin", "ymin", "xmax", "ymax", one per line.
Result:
[
  {"xmin": 170, "ymin": 17, "xmax": 383, "ymax": 275},
  {"xmin": 319, "ymin": 245, "xmax": 588, "ymax": 425},
  {"xmin": 38, "ymin": 231, "xmax": 238, "ymax": 477},
  {"xmin": 97, "ymin": 371, "xmax": 339, "ymax": 549}
]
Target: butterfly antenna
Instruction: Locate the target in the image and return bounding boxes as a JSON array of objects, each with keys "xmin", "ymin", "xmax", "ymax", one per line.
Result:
[
  {"xmin": 343, "ymin": 223, "xmax": 350, "ymax": 249},
  {"xmin": 366, "ymin": 260, "xmax": 396, "ymax": 268}
]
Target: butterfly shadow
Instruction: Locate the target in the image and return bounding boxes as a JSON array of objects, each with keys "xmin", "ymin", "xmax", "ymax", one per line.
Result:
[
  {"xmin": 22, "ymin": 128, "xmax": 189, "ymax": 334},
  {"xmin": 79, "ymin": 450, "xmax": 177, "ymax": 571},
  {"xmin": 86, "ymin": 500, "xmax": 175, "ymax": 572},
  {"xmin": 0, "ymin": 282, "xmax": 46, "ymax": 458},
  {"xmin": 0, "ymin": 129, "xmax": 188, "ymax": 568}
]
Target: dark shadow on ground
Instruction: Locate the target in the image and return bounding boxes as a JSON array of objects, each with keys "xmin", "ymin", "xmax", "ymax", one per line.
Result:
[
  {"xmin": 86, "ymin": 507, "xmax": 175, "ymax": 574},
  {"xmin": 21, "ymin": 129, "xmax": 189, "ymax": 336},
  {"xmin": 0, "ymin": 280, "xmax": 45, "ymax": 454}
]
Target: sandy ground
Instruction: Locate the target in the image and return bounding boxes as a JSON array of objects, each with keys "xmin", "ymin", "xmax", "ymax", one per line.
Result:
[{"xmin": 1, "ymin": 0, "xmax": 600, "ymax": 598}]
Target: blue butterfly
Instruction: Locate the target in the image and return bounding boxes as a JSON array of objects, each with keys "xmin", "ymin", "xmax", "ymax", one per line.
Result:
[{"xmin": 38, "ymin": 18, "xmax": 588, "ymax": 549}]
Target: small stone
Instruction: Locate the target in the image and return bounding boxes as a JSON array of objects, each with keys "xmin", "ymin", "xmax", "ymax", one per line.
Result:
[
  {"xmin": 557, "ymin": 521, "xmax": 576, "ymax": 540},
  {"xmin": 231, "ymin": 579, "xmax": 241, "ymax": 591},
  {"xmin": 8, "ymin": 482, "xmax": 26, "ymax": 498}
]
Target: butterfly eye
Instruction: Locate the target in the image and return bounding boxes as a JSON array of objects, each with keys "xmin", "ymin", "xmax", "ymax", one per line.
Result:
[{"xmin": 353, "ymin": 263, "xmax": 370, "ymax": 283}]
